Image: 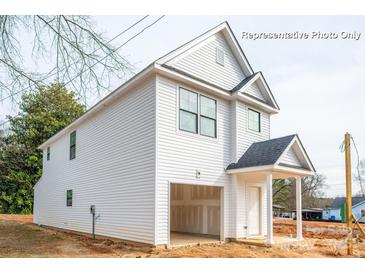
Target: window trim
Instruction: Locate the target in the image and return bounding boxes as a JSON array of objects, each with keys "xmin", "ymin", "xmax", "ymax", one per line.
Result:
[
  {"xmin": 66, "ymin": 189, "xmax": 73, "ymax": 207},
  {"xmin": 178, "ymin": 86, "xmax": 218, "ymax": 139},
  {"xmin": 247, "ymin": 108, "xmax": 261, "ymax": 133},
  {"xmin": 179, "ymin": 88, "xmax": 198, "ymax": 134},
  {"xmin": 69, "ymin": 130, "xmax": 76, "ymax": 160},
  {"xmin": 200, "ymin": 94, "xmax": 217, "ymax": 138},
  {"xmin": 46, "ymin": 146, "xmax": 50, "ymax": 161}
]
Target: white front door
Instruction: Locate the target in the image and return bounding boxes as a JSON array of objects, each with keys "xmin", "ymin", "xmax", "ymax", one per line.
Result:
[{"xmin": 247, "ymin": 186, "xmax": 261, "ymax": 236}]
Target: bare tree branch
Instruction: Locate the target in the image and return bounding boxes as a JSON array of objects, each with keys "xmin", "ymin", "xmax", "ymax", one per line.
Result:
[
  {"xmin": 273, "ymin": 174, "xmax": 328, "ymax": 210},
  {"xmin": 0, "ymin": 15, "xmax": 138, "ymax": 103}
]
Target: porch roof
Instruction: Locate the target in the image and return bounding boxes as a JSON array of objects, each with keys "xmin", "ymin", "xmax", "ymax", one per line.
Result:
[{"xmin": 226, "ymin": 134, "xmax": 316, "ymax": 177}]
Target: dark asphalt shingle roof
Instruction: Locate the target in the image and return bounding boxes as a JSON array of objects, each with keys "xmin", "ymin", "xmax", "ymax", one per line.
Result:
[
  {"xmin": 226, "ymin": 134, "xmax": 297, "ymax": 170},
  {"xmin": 231, "ymin": 72, "xmax": 259, "ymax": 92},
  {"xmin": 330, "ymin": 197, "xmax": 365, "ymax": 209}
]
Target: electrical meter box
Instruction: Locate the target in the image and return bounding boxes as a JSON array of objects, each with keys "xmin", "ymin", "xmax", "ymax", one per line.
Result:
[{"xmin": 90, "ymin": 205, "xmax": 95, "ymax": 214}]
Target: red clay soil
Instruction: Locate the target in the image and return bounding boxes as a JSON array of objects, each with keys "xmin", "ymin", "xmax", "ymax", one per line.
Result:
[
  {"xmin": 0, "ymin": 214, "xmax": 33, "ymax": 223},
  {"xmin": 1, "ymin": 215, "xmax": 364, "ymax": 258},
  {"xmin": 274, "ymin": 219, "xmax": 365, "ymax": 240}
]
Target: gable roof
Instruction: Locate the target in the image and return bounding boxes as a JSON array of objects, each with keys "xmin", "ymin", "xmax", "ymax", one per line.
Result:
[
  {"xmin": 226, "ymin": 134, "xmax": 315, "ymax": 172},
  {"xmin": 39, "ymin": 21, "xmax": 280, "ymax": 150},
  {"xmin": 231, "ymin": 73, "xmax": 259, "ymax": 92},
  {"xmin": 156, "ymin": 21, "xmax": 254, "ymax": 76},
  {"xmin": 227, "ymin": 135, "xmax": 296, "ymax": 170},
  {"xmin": 330, "ymin": 197, "xmax": 365, "ymax": 209},
  {"xmin": 232, "ymin": 72, "xmax": 280, "ymax": 110},
  {"xmin": 157, "ymin": 22, "xmax": 279, "ymax": 111}
]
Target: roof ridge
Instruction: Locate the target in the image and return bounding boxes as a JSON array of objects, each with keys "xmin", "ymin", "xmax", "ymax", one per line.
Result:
[
  {"xmin": 231, "ymin": 72, "xmax": 259, "ymax": 92},
  {"xmin": 156, "ymin": 21, "xmax": 229, "ymax": 65},
  {"xmin": 252, "ymin": 134, "xmax": 297, "ymax": 145}
]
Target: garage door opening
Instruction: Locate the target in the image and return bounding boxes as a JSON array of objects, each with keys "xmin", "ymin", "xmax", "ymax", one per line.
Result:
[{"xmin": 169, "ymin": 183, "xmax": 223, "ymax": 247}]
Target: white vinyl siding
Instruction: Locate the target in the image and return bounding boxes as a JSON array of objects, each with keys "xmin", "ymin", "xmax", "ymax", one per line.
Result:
[
  {"xmin": 236, "ymin": 101, "xmax": 270, "ymax": 158},
  {"xmin": 155, "ymin": 76, "xmax": 232, "ymax": 244},
  {"xmin": 280, "ymin": 147, "xmax": 302, "ymax": 167},
  {"xmin": 166, "ymin": 32, "xmax": 245, "ymax": 90},
  {"xmin": 33, "ymin": 77, "xmax": 156, "ymax": 244},
  {"xmin": 245, "ymin": 82, "xmax": 265, "ymax": 101}
]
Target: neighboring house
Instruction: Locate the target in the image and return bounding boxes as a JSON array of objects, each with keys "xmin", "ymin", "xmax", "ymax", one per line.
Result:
[
  {"xmin": 292, "ymin": 208, "xmax": 323, "ymax": 220},
  {"xmin": 273, "ymin": 205, "xmax": 293, "ymax": 219},
  {"xmin": 33, "ymin": 22, "xmax": 316, "ymax": 247},
  {"xmin": 322, "ymin": 197, "xmax": 365, "ymax": 222},
  {"xmin": 273, "ymin": 205, "xmax": 287, "ymax": 218}
]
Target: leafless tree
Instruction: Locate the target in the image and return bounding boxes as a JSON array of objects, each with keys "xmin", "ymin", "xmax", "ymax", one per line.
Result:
[
  {"xmin": 273, "ymin": 174, "xmax": 328, "ymax": 209},
  {"xmin": 354, "ymin": 159, "xmax": 365, "ymax": 197},
  {"xmin": 0, "ymin": 15, "xmax": 137, "ymax": 104}
]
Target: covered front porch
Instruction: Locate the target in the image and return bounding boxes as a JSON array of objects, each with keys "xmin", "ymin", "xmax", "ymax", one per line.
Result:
[
  {"xmin": 229, "ymin": 168, "xmax": 312, "ymax": 245},
  {"xmin": 225, "ymin": 134, "xmax": 316, "ymax": 246}
]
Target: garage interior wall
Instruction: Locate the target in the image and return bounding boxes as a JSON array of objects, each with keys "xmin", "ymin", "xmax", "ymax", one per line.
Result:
[{"xmin": 170, "ymin": 184, "xmax": 221, "ymax": 236}]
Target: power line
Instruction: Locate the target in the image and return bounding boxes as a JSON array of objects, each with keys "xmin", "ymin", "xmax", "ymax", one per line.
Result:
[
  {"xmin": 0, "ymin": 15, "xmax": 153, "ymax": 128},
  {"xmin": 351, "ymin": 135, "xmax": 365, "ymax": 197},
  {"xmin": 339, "ymin": 135, "xmax": 365, "ymax": 197},
  {"xmin": 61, "ymin": 15, "xmax": 165, "ymax": 89},
  {"xmin": 0, "ymin": 15, "xmax": 150, "ymax": 104},
  {"xmin": 1, "ymin": 16, "xmax": 165, "ymax": 128}
]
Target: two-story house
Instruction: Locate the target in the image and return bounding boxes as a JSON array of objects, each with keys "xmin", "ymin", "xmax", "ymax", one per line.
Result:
[{"xmin": 33, "ymin": 22, "xmax": 316, "ymax": 247}]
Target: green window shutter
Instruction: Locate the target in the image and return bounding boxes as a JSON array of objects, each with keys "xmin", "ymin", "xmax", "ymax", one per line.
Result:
[
  {"xmin": 66, "ymin": 190, "xmax": 73, "ymax": 207},
  {"xmin": 47, "ymin": 147, "xmax": 50, "ymax": 161},
  {"xmin": 70, "ymin": 131, "xmax": 76, "ymax": 160}
]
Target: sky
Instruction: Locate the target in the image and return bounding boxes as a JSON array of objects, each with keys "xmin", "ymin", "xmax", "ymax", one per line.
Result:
[{"xmin": 1, "ymin": 15, "xmax": 365, "ymax": 197}]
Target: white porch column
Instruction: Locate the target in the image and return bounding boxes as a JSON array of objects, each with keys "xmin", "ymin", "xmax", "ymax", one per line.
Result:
[
  {"xmin": 266, "ymin": 173, "xmax": 273, "ymax": 245},
  {"xmin": 232, "ymin": 174, "xmax": 238, "ymax": 239},
  {"xmin": 296, "ymin": 176, "xmax": 303, "ymax": 240}
]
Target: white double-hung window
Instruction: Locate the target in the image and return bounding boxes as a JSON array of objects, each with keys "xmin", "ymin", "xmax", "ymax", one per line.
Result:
[
  {"xmin": 248, "ymin": 108, "xmax": 261, "ymax": 132},
  {"xmin": 179, "ymin": 88, "xmax": 198, "ymax": 134},
  {"xmin": 200, "ymin": 95, "xmax": 217, "ymax": 138},
  {"xmin": 179, "ymin": 88, "xmax": 217, "ymax": 138}
]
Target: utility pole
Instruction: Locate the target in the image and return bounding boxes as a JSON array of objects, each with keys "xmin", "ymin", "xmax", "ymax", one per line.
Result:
[{"xmin": 344, "ymin": 132, "xmax": 353, "ymax": 255}]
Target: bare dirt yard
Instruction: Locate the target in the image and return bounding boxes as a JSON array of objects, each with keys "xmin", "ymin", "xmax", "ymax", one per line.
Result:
[{"xmin": 0, "ymin": 214, "xmax": 364, "ymax": 258}]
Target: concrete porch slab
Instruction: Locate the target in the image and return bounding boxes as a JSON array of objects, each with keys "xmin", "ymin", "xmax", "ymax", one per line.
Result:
[
  {"xmin": 170, "ymin": 232, "xmax": 221, "ymax": 248},
  {"xmin": 236, "ymin": 236, "xmax": 302, "ymax": 248}
]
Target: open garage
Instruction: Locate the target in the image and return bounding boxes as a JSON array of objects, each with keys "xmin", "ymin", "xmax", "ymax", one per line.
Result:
[{"xmin": 169, "ymin": 183, "xmax": 223, "ymax": 246}]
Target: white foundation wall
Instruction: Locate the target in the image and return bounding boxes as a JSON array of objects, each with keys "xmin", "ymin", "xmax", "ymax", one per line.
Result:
[
  {"xmin": 33, "ymin": 77, "xmax": 156, "ymax": 244},
  {"xmin": 155, "ymin": 76, "xmax": 232, "ymax": 245}
]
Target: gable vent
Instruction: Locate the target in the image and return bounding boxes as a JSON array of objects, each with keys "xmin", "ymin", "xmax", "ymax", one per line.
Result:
[{"xmin": 216, "ymin": 47, "xmax": 225, "ymax": 66}]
